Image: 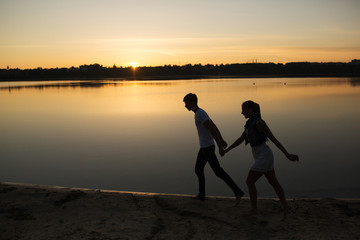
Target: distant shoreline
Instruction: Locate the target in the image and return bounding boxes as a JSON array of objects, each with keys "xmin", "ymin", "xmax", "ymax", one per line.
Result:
[
  {"xmin": 1, "ymin": 73, "xmax": 360, "ymax": 82},
  {"xmin": 2, "ymin": 61, "xmax": 359, "ymax": 82}
]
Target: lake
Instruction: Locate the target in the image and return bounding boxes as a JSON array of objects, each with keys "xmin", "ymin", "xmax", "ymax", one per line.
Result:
[{"xmin": 1, "ymin": 77, "xmax": 360, "ymax": 199}]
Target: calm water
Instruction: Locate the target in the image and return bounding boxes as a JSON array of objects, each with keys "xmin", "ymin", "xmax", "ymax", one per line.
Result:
[{"xmin": 1, "ymin": 78, "xmax": 360, "ymax": 199}]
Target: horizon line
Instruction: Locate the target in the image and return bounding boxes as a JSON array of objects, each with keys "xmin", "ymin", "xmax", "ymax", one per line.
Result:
[{"xmin": 3, "ymin": 59, "xmax": 359, "ymax": 71}]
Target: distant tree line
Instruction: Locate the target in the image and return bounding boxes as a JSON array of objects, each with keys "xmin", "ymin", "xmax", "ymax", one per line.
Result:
[{"xmin": 1, "ymin": 60, "xmax": 360, "ymax": 81}]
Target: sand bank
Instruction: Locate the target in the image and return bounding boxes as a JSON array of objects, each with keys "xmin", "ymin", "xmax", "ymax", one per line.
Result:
[{"xmin": 1, "ymin": 182, "xmax": 359, "ymax": 240}]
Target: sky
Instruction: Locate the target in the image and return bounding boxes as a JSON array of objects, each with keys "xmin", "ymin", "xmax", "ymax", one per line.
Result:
[{"xmin": 1, "ymin": 0, "xmax": 360, "ymax": 69}]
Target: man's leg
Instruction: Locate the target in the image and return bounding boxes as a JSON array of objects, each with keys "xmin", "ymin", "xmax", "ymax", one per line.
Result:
[
  {"xmin": 205, "ymin": 146, "xmax": 244, "ymax": 197},
  {"xmin": 195, "ymin": 148, "xmax": 208, "ymax": 200}
]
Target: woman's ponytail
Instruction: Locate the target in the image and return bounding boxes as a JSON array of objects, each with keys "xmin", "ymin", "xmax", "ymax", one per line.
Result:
[{"xmin": 243, "ymin": 100, "xmax": 262, "ymax": 118}]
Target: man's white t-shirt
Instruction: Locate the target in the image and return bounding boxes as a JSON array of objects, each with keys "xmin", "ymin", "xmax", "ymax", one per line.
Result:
[{"xmin": 195, "ymin": 108, "xmax": 215, "ymax": 148}]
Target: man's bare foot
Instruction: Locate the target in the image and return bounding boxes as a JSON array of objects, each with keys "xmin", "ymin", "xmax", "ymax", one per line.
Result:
[
  {"xmin": 233, "ymin": 192, "xmax": 244, "ymax": 207},
  {"xmin": 233, "ymin": 196, "xmax": 242, "ymax": 207},
  {"xmin": 191, "ymin": 194, "xmax": 205, "ymax": 202}
]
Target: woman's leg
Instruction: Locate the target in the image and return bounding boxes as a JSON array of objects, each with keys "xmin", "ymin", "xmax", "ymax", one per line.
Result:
[
  {"xmin": 264, "ymin": 170, "xmax": 290, "ymax": 218},
  {"xmin": 246, "ymin": 170, "xmax": 264, "ymax": 213}
]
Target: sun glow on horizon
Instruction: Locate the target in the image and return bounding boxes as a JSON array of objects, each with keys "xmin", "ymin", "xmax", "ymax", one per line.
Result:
[{"xmin": 130, "ymin": 62, "xmax": 138, "ymax": 69}]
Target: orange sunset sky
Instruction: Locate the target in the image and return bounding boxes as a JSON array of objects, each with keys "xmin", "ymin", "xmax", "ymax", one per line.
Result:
[{"xmin": 1, "ymin": 0, "xmax": 359, "ymax": 69}]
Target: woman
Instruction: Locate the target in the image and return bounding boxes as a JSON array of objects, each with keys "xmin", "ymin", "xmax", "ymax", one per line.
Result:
[{"xmin": 224, "ymin": 100, "xmax": 299, "ymax": 219}]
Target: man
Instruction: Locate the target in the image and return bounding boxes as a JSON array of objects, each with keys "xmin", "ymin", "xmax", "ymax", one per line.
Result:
[{"xmin": 183, "ymin": 93, "xmax": 244, "ymax": 205}]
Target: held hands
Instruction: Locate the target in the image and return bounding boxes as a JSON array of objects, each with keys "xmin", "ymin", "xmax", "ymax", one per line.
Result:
[
  {"xmin": 222, "ymin": 140, "xmax": 228, "ymax": 149},
  {"xmin": 219, "ymin": 140, "xmax": 228, "ymax": 157},
  {"xmin": 286, "ymin": 153, "xmax": 299, "ymax": 162},
  {"xmin": 219, "ymin": 148, "xmax": 225, "ymax": 157}
]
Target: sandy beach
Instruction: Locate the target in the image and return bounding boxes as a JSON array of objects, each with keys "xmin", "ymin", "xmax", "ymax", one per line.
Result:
[{"xmin": 1, "ymin": 182, "xmax": 359, "ymax": 240}]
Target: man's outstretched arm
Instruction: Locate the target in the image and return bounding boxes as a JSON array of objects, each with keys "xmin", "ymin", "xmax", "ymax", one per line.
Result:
[{"xmin": 203, "ymin": 119, "xmax": 226, "ymax": 156}]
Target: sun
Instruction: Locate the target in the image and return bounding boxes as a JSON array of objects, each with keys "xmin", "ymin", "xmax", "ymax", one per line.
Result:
[{"xmin": 130, "ymin": 62, "xmax": 137, "ymax": 69}]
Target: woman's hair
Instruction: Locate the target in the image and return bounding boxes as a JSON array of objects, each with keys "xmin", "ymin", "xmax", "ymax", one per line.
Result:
[{"xmin": 242, "ymin": 100, "xmax": 262, "ymax": 118}]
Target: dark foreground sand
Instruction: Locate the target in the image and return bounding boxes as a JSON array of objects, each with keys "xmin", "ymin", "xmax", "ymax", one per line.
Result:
[{"xmin": 1, "ymin": 182, "xmax": 359, "ymax": 240}]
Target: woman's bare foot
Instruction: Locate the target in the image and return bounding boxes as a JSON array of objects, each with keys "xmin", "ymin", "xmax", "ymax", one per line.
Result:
[{"xmin": 281, "ymin": 205, "xmax": 291, "ymax": 221}]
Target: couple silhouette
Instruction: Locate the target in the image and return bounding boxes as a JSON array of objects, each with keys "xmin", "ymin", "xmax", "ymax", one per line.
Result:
[{"xmin": 183, "ymin": 93, "xmax": 299, "ymax": 217}]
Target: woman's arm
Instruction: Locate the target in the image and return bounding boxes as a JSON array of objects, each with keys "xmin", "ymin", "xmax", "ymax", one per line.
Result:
[
  {"xmin": 224, "ymin": 131, "xmax": 246, "ymax": 154},
  {"xmin": 257, "ymin": 120, "xmax": 299, "ymax": 162}
]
